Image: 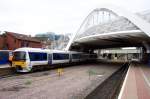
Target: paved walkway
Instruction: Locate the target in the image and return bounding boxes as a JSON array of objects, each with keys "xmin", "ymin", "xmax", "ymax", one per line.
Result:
[{"xmin": 118, "ymin": 63, "xmax": 150, "ymax": 99}]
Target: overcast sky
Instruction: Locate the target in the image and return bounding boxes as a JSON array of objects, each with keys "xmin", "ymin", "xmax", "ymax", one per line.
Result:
[{"xmin": 0, "ymin": 0, "xmax": 149, "ymax": 36}]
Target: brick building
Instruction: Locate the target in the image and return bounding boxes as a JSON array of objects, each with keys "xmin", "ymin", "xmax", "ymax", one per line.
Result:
[
  {"xmin": 0, "ymin": 31, "xmax": 42, "ymax": 50},
  {"xmin": 0, "ymin": 36, "xmax": 4, "ymax": 50}
]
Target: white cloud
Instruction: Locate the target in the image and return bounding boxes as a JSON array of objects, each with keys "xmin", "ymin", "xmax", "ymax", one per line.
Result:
[{"xmin": 0, "ymin": 0, "xmax": 149, "ymax": 35}]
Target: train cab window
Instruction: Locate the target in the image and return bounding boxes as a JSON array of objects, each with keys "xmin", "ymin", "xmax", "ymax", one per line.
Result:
[{"xmin": 13, "ymin": 51, "xmax": 26, "ymax": 61}]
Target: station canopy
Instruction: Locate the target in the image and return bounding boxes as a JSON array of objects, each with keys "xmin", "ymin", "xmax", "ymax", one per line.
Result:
[{"xmin": 68, "ymin": 6, "xmax": 150, "ymax": 50}]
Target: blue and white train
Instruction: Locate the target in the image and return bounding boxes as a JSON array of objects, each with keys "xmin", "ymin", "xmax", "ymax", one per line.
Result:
[{"xmin": 12, "ymin": 48, "xmax": 97, "ymax": 72}]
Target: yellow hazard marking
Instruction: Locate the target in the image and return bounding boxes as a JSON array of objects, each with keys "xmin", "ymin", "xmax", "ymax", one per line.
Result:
[
  {"xmin": 12, "ymin": 61, "xmax": 26, "ymax": 68},
  {"xmin": 57, "ymin": 68, "xmax": 63, "ymax": 76}
]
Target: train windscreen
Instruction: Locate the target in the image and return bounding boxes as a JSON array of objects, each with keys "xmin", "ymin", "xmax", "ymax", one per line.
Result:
[{"xmin": 13, "ymin": 51, "xmax": 26, "ymax": 61}]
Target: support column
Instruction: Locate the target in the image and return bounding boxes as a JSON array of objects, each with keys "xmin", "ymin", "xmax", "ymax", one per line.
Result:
[
  {"xmin": 143, "ymin": 41, "xmax": 150, "ymax": 53},
  {"xmin": 142, "ymin": 42, "xmax": 150, "ymax": 63}
]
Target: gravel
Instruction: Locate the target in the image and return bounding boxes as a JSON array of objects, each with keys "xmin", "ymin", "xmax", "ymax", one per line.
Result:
[{"xmin": 0, "ymin": 63, "xmax": 121, "ymax": 99}]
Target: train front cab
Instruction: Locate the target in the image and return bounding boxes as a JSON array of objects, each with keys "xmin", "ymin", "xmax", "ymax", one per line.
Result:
[{"xmin": 12, "ymin": 51, "xmax": 31, "ymax": 72}]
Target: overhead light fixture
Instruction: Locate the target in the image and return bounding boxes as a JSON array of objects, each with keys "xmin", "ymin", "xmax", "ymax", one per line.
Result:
[{"xmin": 122, "ymin": 47, "xmax": 136, "ymax": 50}]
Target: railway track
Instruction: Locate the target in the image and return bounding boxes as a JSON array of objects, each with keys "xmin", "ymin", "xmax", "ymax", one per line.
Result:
[
  {"xmin": 0, "ymin": 64, "xmax": 100, "ymax": 91},
  {"xmin": 0, "ymin": 62, "xmax": 92, "ymax": 79},
  {"xmin": 85, "ymin": 62, "xmax": 130, "ymax": 99},
  {"xmin": 0, "ymin": 67, "xmax": 17, "ymax": 79}
]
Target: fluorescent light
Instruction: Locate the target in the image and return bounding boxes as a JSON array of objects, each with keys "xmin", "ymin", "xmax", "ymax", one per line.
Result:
[{"xmin": 122, "ymin": 47, "xmax": 136, "ymax": 50}]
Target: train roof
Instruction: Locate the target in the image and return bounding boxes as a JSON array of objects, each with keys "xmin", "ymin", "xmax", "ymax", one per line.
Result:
[
  {"xmin": 69, "ymin": 51, "xmax": 83, "ymax": 54},
  {"xmin": 14, "ymin": 47, "xmax": 70, "ymax": 53}
]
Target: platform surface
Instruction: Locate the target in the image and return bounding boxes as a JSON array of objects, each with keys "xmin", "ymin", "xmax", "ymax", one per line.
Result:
[
  {"xmin": 0, "ymin": 64, "xmax": 10, "ymax": 68},
  {"xmin": 118, "ymin": 63, "xmax": 150, "ymax": 99}
]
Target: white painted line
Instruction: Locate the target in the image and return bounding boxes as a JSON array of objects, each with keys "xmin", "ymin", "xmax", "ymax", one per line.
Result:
[
  {"xmin": 139, "ymin": 66, "xmax": 150, "ymax": 88},
  {"xmin": 118, "ymin": 65, "xmax": 131, "ymax": 99},
  {"xmin": 0, "ymin": 64, "xmax": 10, "ymax": 68},
  {"xmin": 97, "ymin": 75, "xmax": 103, "ymax": 77}
]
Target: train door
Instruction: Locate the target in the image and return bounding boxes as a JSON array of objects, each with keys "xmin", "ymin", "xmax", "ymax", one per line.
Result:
[{"xmin": 48, "ymin": 54, "xmax": 52, "ymax": 65}]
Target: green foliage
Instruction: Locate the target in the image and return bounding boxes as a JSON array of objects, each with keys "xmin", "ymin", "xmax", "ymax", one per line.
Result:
[
  {"xmin": 88, "ymin": 69, "xmax": 98, "ymax": 75},
  {"xmin": 24, "ymin": 80, "xmax": 32, "ymax": 85}
]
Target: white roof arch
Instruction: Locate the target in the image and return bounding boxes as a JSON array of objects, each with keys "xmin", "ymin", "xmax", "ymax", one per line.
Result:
[
  {"xmin": 97, "ymin": 5, "xmax": 150, "ymax": 36},
  {"xmin": 65, "ymin": 5, "xmax": 150, "ymax": 51}
]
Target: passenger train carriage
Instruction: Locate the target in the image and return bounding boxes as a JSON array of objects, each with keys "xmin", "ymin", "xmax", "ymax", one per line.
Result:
[
  {"xmin": 12, "ymin": 48, "xmax": 97, "ymax": 72},
  {"xmin": 0, "ymin": 50, "xmax": 12, "ymax": 65}
]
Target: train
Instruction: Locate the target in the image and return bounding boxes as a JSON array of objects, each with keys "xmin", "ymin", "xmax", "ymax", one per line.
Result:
[
  {"xmin": 0, "ymin": 50, "xmax": 12, "ymax": 65},
  {"xmin": 12, "ymin": 48, "xmax": 97, "ymax": 72}
]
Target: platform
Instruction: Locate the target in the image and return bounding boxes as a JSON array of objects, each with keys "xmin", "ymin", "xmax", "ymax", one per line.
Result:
[
  {"xmin": 0, "ymin": 64, "xmax": 10, "ymax": 69},
  {"xmin": 118, "ymin": 63, "xmax": 150, "ymax": 99}
]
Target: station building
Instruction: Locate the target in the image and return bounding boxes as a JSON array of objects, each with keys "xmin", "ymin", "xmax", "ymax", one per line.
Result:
[{"xmin": 0, "ymin": 36, "xmax": 4, "ymax": 49}]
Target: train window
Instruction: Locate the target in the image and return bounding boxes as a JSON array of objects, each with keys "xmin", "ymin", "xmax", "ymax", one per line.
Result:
[
  {"xmin": 53, "ymin": 53, "xmax": 69, "ymax": 60},
  {"xmin": 29, "ymin": 53, "xmax": 35, "ymax": 61},
  {"xmin": 72, "ymin": 54, "xmax": 80, "ymax": 59},
  {"xmin": 90, "ymin": 54, "xmax": 97, "ymax": 58},
  {"xmin": 29, "ymin": 52, "xmax": 47, "ymax": 61},
  {"xmin": 34, "ymin": 53, "xmax": 41, "ymax": 60},
  {"xmin": 42, "ymin": 53, "xmax": 47, "ymax": 60}
]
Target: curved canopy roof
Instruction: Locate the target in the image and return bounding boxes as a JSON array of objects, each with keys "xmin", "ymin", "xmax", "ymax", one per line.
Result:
[{"xmin": 66, "ymin": 6, "xmax": 150, "ymax": 50}]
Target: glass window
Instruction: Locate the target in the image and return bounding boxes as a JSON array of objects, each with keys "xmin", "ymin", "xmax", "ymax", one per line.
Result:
[
  {"xmin": 13, "ymin": 51, "xmax": 26, "ymax": 61},
  {"xmin": 72, "ymin": 54, "xmax": 80, "ymax": 59},
  {"xmin": 21, "ymin": 41, "xmax": 25, "ymax": 47},
  {"xmin": 42, "ymin": 53, "xmax": 47, "ymax": 60},
  {"xmin": 29, "ymin": 52, "xmax": 47, "ymax": 61},
  {"xmin": 53, "ymin": 53, "xmax": 69, "ymax": 60}
]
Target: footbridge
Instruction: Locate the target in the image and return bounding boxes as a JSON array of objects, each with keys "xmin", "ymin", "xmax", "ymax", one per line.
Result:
[{"xmin": 65, "ymin": 6, "xmax": 150, "ymax": 52}]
